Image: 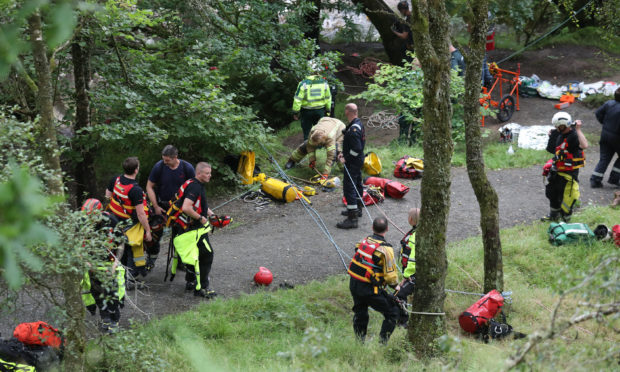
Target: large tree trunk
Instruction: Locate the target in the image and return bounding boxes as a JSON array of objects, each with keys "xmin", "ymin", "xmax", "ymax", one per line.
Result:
[
  {"xmin": 61, "ymin": 272, "xmax": 87, "ymax": 371},
  {"xmin": 407, "ymin": 0, "xmax": 452, "ymax": 356},
  {"xmin": 304, "ymin": 0, "xmax": 321, "ymax": 49},
  {"xmin": 351, "ymin": 0, "xmax": 407, "ymax": 65},
  {"xmin": 28, "ymin": 12, "xmax": 64, "ymax": 196},
  {"xmin": 71, "ymin": 33, "xmax": 99, "ymax": 204},
  {"xmin": 462, "ymin": 0, "xmax": 503, "ymax": 293}
]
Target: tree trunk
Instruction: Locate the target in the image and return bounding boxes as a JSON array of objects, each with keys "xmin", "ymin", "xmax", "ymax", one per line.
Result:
[
  {"xmin": 351, "ymin": 0, "xmax": 407, "ymax": 65},
  {"xmin": 71, "ymin": 34, "xmax": 99, "ymax": 205},
  {"xmin": 28, "ymin": 12, "xmax": 64, "ymax": 196},
  {"xmin": 407, "ymin": 0, "xmax": 452, "ymax": 356},
  {"xmin": 462, "ymin": 0, "xmax": 503, "ymax": 293},
  {"xmin": 61, "ymin": 272, "xmax": 86, "ymax": 371}
]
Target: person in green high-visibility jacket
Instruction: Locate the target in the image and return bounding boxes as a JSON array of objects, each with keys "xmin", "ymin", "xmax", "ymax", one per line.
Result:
[{"xmin": 292, "ymin": 68, "xmax": 332, "ymax": 141}]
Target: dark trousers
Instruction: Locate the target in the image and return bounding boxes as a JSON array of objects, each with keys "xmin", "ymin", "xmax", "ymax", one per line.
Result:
[
  {"xmin": 184, "ymin": 233, "xmax": 214, "ymax": 290},
  {"xmin": 300, "ymin": 108, "xmax": 325, "ymax": 141},
  {"xmin": 89, "ymin": 274, "xmax": 122, "ymax": 322},
  {"xmin": 591, "ymin": 139, "xmax": 620, "ymax": 184},
  {"xmin": 343, "ymin": 160, "xmax": 363, "ymax": 208},
  {"xmin": 350, "ymin": 279, "xmax": 400, "ymax": 343}
]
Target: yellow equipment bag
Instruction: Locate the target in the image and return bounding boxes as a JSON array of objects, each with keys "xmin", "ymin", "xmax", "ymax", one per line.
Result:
[
  {"xmin": 238, "ymin": 150, "xmax": 256, "ymax": 185},
  {"xmin": 124, "ymin": 223, "xmax": 145, "ymax": 267},
  {"xmin": 261, "ymin": 177, "xmax": 297, "ymax": 203},
  {"xmin": 405, "ymin": 157, "xmax": 424, "ymax": 171},
  {"xmin": 363, "ymin": 152, "xmax": 382, "ymax": 175}
]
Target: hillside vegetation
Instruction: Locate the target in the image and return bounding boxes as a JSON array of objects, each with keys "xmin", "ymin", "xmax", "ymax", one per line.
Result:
[{"xmin": 87, "ymin": 206, "xmax": 619, "ymax": 371}]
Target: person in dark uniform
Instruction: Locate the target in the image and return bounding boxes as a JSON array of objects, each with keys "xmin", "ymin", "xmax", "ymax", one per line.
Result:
[
  {"xmin": 392, "ymin": 1, "xmax": 414, "ymax": 64},
  {"xmin": 105, "ymin": 157, "xmax": 152, "ymax": 289},
  {"xmin": 590, "ymin": 87, "xmax": 620, "ymax": 188},
  {"xmin": 337, "ymin": 103, "xmax": 365, "ymax": 229},
  {"xmin": 145, "ymin": 145, "xmax": 195, "ymax": 271},
  {"xmin": 168, "ymin": 162, "xmax": 217, "ymax": 298},
  {"xmin": 542, "ymin": 112, "xmax": 588, "ymax": 222},
  {"xmin": 348, "ymin": 217, "xmax": 400, "ymax": 344}
]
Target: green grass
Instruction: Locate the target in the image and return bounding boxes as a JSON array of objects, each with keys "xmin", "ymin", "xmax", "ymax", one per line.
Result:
[
  {"xmin": 537, "ymin": 26, "xmax": 620, "ymax": 55},
  {"xmin": 87, "ymin": 206, "xmax": 619, "ymax": 371}
]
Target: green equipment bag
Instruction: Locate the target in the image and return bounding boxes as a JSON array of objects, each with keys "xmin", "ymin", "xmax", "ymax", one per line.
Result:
[{"xmin": 548, "ymin": 222, "xmax": 595, "ymax": 246}]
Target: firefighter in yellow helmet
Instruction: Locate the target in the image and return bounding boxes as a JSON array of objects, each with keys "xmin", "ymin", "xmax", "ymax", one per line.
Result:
[
  {"xmin": 285, "ymin": 117, "xmax": 345, "ymax": 177},
  {"xmin": 348, "ymin": 217, "xmax": 400, "ymax": 344},
  {"xmin": 292, "ymin": 60, "xmax": 332, "ymax": 141}
]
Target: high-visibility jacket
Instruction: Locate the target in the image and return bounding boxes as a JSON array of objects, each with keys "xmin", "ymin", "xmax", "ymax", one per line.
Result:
[
  {"xmin": 400, "ymin": 227, "xmax": 416, "ymax": 278},
  {"xmin": 348, "ymin": 236, "xmax": 398, "ymax": 292},
  {"xmin": 554, "ymin": 138, "xmax": 585, "ymax": 172},
  {"xmin": 292, "ymin": 75, "xmax": 331, "ymax": 113},
  {"xmin": 291, "ymin": 117, "xmax": 345, "ymax": 174},
  {"xmin": 0, "ymin": 358, "xmax": 35, "ymax": 372},
  {"xmin": 81, "ymin": 266, "xmax": 126, "ymax": 307},
  {"xmin": 108, "ymin": 177, "xmax": 148, "ymax": 221},
  {"xmin": 166, "ymin": 179, "xmax": 202, "ymax": 230}
]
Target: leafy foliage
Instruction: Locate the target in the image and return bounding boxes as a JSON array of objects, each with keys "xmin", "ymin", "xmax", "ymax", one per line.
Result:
[{"xmin": 353, "ymin": 55, "xmax": 466, "ymax": 143}]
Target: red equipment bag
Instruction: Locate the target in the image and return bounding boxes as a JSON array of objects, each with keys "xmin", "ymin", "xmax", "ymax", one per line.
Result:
[
  {"xmin": 613, "ymin": 225, "xmax": 620, "ymax": 247},
  {"xmin": 13, "ymin": 321, "xmax": 63, "ymax": 348},
  {"xmin": 342, "ymin": 190, "xmax": 380, "ymax": 206},
  {"xmin": 458, "ymin": 290, "xmax": 504, "ymax": 334},
  {"xmin": 393, "ymin": 156, "xmax": 423, "ymax": 179},
  {"xmin": 364, "ymin": 177, "xmax": 410, "ymax": 199}
]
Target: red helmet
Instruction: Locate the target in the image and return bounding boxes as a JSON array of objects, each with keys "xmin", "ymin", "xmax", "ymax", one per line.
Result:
[
  {"xmin": 253, "ymin": 267, "xmax": 273, "ymax": 286},
  {"xmin": 81, "ymin": 198, "xmax": 103, "ymax": 214}
]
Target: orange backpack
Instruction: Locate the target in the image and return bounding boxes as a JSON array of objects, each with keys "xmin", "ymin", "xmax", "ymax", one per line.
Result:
[{"xmin": 13, "ymin": 322, "xmax": 63, "ymax": 348}]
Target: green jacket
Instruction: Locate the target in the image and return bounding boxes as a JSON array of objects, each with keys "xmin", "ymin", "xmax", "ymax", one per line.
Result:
[{"xmin": 292, "ymin": 75, "xmax": 331, "ymax": 113}]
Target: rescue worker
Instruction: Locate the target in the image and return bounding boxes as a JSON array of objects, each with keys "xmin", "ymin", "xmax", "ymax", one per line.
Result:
[
  {"xmin": 284, "ymin": 116, "xmax": 346, "ymax": 177},
  {"xmin": 79, "ymin": 199, "xmax": 125, "ymax": 333},
  {"xmin": 348, "ymin": 217, "xmax": 400, "ymax": 344},
  {"xmin": 337, "ymin": 103, "xmax": 365, "ymax": 229},
  {"xmin": 590, "ymin": 87, "xmax": 620, "ymax": 188},
  {"xmin": 292, "ymin": 61, "xmax": 332, "ymax": 141},
  {"xmin": 450, "ymin": 43, "xmax": 465, "ymax": 77},
  {"xmin": 105, "ymin": 157, "xmax": 152, "ymax": 289},
  {"xmin": 393, "ymin": 208, "xmax": 419, "ymax": 327},
  {"xmin": 145, "ymin": 145, "xmax": 195, "ymax": 271},
  {"xmin": 542, "ymin": 112, "xmax": 588, "ymax": 222},
  {"xmin": 391, "ymin": 1, "xmax": 414, "ymax": 64},
  {"xmin": 168, "ymin": 162, "xmax": 218, "ymax": 298}
]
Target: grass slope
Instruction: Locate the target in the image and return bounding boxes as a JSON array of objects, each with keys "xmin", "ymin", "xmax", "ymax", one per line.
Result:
[{"xmin": 87, "ymin": 206, "xmax": 619, "ymax": 371}]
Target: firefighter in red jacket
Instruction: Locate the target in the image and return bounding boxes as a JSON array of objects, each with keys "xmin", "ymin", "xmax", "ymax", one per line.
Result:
[
  {"xmin": 348, "ymin": 217, "xmax": 400, "ymax": 344},
  {"xmin": 542, "ymin": 112, "xmax": 588, "ymax": 222},
  {"xmin": 105, "ymin": 157, "xmax": 152, "ymax": 288}
]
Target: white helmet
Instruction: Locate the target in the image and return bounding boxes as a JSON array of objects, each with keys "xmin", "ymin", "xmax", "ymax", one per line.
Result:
[{"xmin": 552, "ymin": 112, "xmax": 572, "ymax": 128}]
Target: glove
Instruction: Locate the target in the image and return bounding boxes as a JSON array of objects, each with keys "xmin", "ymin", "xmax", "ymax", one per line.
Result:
[{"xmin": 309, "ymin": 160, "xmax": 316, "ymax": 169}]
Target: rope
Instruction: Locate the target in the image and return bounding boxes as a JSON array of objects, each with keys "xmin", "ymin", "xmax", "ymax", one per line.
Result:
[
  {"xmin": 257, "ymin": 141, "xmax": 351, "ymax": 270},
  {"xmin": 496, "ymin": 0, "xmax": 594, "ymax": 65},
  {"xmin": 342, "ymin": 57, "xmax": 381, "ymax": 78},
  {"xmin": 212, "ymin": 183, "xmax": 262, "ymax": 211},
  {"xmin": 362, "ymin": 110, "xmax": 399, "ymax": 130}
]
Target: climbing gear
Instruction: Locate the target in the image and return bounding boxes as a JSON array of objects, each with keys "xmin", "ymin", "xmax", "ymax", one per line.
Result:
[
  {"xmin": 108, "ymin": 176, "xmax": 149, "ymax": 220},
  {"xmin": 209, "ymin": 215, "xmax": 232, "ymax": 228},
  {"xmin": 243, "ymin": 191, "xmax": 272, "ymax": 210},
  {"xmin": 13, "ymin": 322, "xmax": 63, "ymax": 349},
  {"xmin": 363, "ymin": 152, "xmax": 382, "ymax": 175},
  {"xmin": 552, "ymin": 111, "xmax": 572, "ymax": 128},
  {"xmin": 364, "ymin": 176, "xmax": 410, "ymax": 199},
  {"xmin": 254, "ymin": 266, "xmax": 273, "ymax": 286},
  {"xmin": 553, "ymin": 139, "xmax": 585, "ymax": 172},
  {"xmin": 458, "ymin": 290, "xmax": 504, "ymax": 334},
  {"xmin": 393, "ymin": 156, "xmax": 424, "ymax": 179},
  {"xmin": 81, "ymin": 198, "xmax": 103, "ymax": 214},
  {"xmin": 348, "ymin": 237, "xmax": 398, "ymax": 291},
  {"xmin": 166, "ymin": 179, "xmax": 202, "ymax": 230},
  {"xmin": 548, "ymin": 222, "xmax": 595, "ymax": 246}
]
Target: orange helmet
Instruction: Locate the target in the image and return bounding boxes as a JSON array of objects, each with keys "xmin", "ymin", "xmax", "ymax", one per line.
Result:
[
  {"xmin": 253, "ymin": 267, "xmax": 273, "ymax": 286},
  {"xmin": 81, "ymin": 198, "xmax": 103, "ymax": 214}
]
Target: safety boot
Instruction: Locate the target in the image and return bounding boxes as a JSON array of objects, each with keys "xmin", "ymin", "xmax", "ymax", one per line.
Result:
[
  {"xmin": 341, "ymin": 208, "xmax": 362, "ymax": 217},
  {"xmin": 540, "ymin": 210, "xmax": 560, "ymax": 222},
  {"xmin": 337, "ymin": 209, "xmax": 358, "ymax": 229}
]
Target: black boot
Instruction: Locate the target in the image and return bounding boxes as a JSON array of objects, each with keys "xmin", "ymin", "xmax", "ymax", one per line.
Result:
[
  {"xmin": 337, "ymin": 209, "xmax": 358, "ymax": 229},
  {"xmin": 285, "ymin": 160, "xmax": 295, "ymax": 169},
  {"xmin": 341, "ymin": 208, "xmax": 362, "ymax": 217},
  {"xmin": 540, "ymin": 210, "xmax": 560, "ymax": 222}
]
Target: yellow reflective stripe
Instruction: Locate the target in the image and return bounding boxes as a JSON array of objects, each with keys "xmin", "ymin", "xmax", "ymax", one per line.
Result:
[{"xmin": 347, "ymin": 269, "xmax": 370, "ymax": 283}]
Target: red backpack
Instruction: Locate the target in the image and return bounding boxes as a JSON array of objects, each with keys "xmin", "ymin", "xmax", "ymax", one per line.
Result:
[
  {"xmin": 394, "ymin": 156, "xmax": 423, "ymax": 179},
  {"xmin": 13, "ymin": 321, "xmax": 63, "ymax": 348},
  {"xmin": 364, "ymin": 177, "xmax": 410, "ymax": 199},
  {"xmin": 458, "ymin": 290, "xmax": 504, "ymax": 334}
]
